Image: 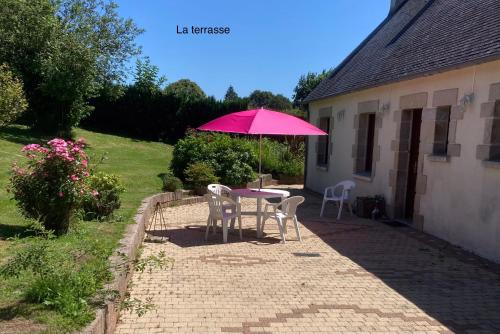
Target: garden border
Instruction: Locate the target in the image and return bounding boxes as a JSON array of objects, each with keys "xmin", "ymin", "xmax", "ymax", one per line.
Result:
[{"xmin": 80, "ymin": 191, "xmax": 205, "ymax": 334}]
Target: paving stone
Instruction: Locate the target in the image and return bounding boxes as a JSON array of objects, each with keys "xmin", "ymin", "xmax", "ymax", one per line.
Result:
[{"xmin": 116, "ymin": 186, "xmax": 500, "ymax": 334}]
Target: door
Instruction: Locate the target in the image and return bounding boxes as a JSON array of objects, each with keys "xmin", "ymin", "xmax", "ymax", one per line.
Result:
[{"xmin": 405, "ymin": 109, "xmax": 422, "ymax": 219}]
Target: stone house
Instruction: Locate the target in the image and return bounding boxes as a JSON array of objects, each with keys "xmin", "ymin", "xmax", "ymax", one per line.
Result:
[{"xmin": 303, "ymin": 0, "xmax": 500, "ymax": 262}]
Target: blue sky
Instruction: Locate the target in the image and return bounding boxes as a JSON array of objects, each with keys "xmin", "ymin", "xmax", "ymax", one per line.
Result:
[{"xmin": 115, "ymin": 0, "xmax": 389, "ymax": 100}]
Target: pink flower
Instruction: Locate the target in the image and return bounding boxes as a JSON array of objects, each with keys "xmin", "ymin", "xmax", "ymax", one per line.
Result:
[
  {"xmin": 70, "ymin": 174, "xmax": 79, "ymax": 181},
  {"xmin": 48, "ymin": 138, "xmax": 68, "ymax": 148},
  {"xmin": 58, "ymin": 191, "xmax": 64, "ymax": 197},
  {"xmin": 91, "ymin": 190, "xmax": 99, "ymax": 197},
  {"xmin": 81, "ymin": 159, "xmax": 88, "ymax": 167},
  {"xmin": 22, "ymin": 144, "xmax": 40, "ymax": 152}
]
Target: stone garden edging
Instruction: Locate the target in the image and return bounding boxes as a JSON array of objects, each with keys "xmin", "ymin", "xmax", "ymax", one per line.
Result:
[{"xmin": 80, "ymin": 191, "xmax": 206, "ymax": 334}]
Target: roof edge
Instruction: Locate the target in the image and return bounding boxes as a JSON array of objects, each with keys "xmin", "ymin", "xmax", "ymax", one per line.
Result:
[
  {"xmin": 304, "ymin": 54, "xmax": 500, "ymax": 104},
  {"xmin": 303, "ymin": 2, "xmax": 409, "ymax": 104}
]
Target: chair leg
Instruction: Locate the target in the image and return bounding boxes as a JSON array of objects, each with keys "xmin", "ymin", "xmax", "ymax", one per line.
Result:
[
  {"xmin": 293, "ymin": 216, "xmax": 302, "ymax": 241},
  {"xmin": 261, "ymin": 216, "xmax": 266, "ymax": 235},
  {"xmin": 238, "ymin": 215, "xmax": 242, "ymax": 240},
  {"xmin": 277, "ymin": 218, "xmax": 286, "ymax": 243},
  {"xmin": 212, "ymin": 219, "xmax": 217, "ymax": 235},
  {"xmin": 222, "ymin": 219, "xmax": 228, "ymax": 243},
  {"xmin": 320, "ymin": 199, "xmax": 326, "ymax": 217},
  {"xmin": 336, "ymin": 200, "xmax": 344, "ymax": 220},
  {"xmin": 283, "ymin": 219, "xmax": 288, "ymax": 234},
  {"xmin": 348, "ymin": 202, "xmax": 354, "ymax": 216},
  {"xmin": 205, "ymin": 216, "xmax": 211, "ymax": 240},
  {"xmin": 230, "ymin": 218, "xmax": 235, "ymax": 231}
]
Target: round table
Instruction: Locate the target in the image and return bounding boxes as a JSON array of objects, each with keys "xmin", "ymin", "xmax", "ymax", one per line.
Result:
[{"xmin": 230, "ymin": 188, "xmax": 290, "ymax": 237}]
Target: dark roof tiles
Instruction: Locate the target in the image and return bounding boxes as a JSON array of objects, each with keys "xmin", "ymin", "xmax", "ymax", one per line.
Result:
[{"xmin": 304, "ymin": 0, "xmax": 500, "ymax": 102}]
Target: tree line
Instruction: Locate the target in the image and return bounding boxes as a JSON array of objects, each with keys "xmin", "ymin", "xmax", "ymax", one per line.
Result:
[{"xmin": 0, "ymin": 0, "xmax": 331, "ymax": 140}]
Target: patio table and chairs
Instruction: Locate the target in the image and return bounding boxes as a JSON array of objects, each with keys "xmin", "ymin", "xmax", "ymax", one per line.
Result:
[
  {"xmin": 198, "ymin": 108, "xmax": 326, "ymax": 243},
  {"xmin": 230, "ymin": 188, "xmax": 290, "ymax": 238},
  {"xmin": 206, "ymin": 184, "xmax": 304, "ymax": 243}
]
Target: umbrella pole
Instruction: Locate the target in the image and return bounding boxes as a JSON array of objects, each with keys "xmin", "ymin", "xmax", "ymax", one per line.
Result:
[{"xmin": 259, "ymin": 134, "xmax": 262, "ymax": 190}]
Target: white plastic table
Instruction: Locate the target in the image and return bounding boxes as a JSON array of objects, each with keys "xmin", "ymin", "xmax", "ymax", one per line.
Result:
[{"xmin": 230, "ymin": 188, "xmax": 290, "ymax": 238}]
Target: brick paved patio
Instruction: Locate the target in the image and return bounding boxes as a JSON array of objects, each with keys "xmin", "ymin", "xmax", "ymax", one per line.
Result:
[{"xmin": 116, "ymin": 187, "xmax": 500, "ymax": 334}]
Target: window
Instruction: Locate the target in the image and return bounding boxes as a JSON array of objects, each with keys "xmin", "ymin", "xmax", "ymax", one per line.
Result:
[
  {"xmin": 432, "ymin": 106, "xmax": 451, "ymax": 156},
  {"xmin": 490, "ymin": 101, "xmax": 500, "ymax": 160},
  {"xmin": 365, "ymin": 114, "xmax": 376, "ymax": 172},
  {"xmin": 354, "ymin": 113, "xmax": 376, "ymax": 175},
  {"xmin": 317, "ymin": 117, "xmax": 330, "ymax": 167}
]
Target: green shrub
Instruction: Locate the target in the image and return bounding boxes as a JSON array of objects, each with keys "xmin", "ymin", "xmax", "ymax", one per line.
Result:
[
  {"xmin": 82, "ymin": 172, "xmax": 125, "ymax": 220},
  {"xmin": 252, "ymin": 138, "xmax": 304, "ymax": 177},
  {"xmin": 0, "ymin": 63, "xmax": 28, "ymax": 126},
  {"xmin": 171, "ymin": 131, "xmax": 256, "ymax": 185},
  {"xmin": 162, "ymin": 173, "xmax": 183, "ymax": 192},
  {"xmin": 277, "ymin": 160, "xmax": 303, "ymax": 177},
  {"xmin": 184, "ymin": 162, "xmax": 219, "ymax": 195}
]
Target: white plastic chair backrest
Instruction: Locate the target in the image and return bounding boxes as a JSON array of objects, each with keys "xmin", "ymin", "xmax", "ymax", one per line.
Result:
[
  {"xmin": 279, "ymin": 196, "xmax": 305, "ymax": 217},
  {"xmin": 207, "ymin": 184, "xmax": 232, "ymax": 197},
  {"xmin": 326, "ymin": 180, "xmax": 355, "ymax": 200},
  {"xmin": 205, "ymin": 193, "xmax": 224, "ymax": 219}
]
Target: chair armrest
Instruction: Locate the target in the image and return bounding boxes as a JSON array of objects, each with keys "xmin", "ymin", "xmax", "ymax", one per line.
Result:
[
  {"xmin": 221, "ymin": 196, "xmax": 241, "ymax": 212},
  {"xmin": 220, "ymin": 196, "xmax": 236, "ymax": 205},
  {"xmin": 264, "ymin": 202, "xmax": 279, "ymax": 214}
]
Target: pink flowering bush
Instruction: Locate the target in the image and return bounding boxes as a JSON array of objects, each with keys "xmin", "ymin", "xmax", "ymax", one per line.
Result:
[{"xmin": 9, "ymin": 138, "xmax": 93, "ymax": 234}]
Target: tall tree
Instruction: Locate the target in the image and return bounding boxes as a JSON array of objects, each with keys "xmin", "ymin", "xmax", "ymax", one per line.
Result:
[
  {"xmin": 0, "ymin": 0, "xmax": 142, "ymax": 134},
  {"xmin": 292, "ymin": 69, "xmax": 332, "ymax": 108},
  {"xmin": 224, "ymin": 85, "xmax": 239, "ymax": 102},
  {"xmin": 248, "ymin": 90, "xmax": 292, "ymax": 111},
  {"xmin": 164, "ymin": 79, "xmax": 206, "ymax": 101},
  {"xmin": 0, "ymin": 64, "xmax": 28, "ymax": 126},
  {"xmin": 133, "ymin": 57, "xmax": 166, "ymax": 93}
]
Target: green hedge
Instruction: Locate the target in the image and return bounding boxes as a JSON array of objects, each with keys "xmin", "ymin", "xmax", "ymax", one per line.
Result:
[{"xmin": 171, "ymin": 132, "xmax": 304, "ymax": 188}]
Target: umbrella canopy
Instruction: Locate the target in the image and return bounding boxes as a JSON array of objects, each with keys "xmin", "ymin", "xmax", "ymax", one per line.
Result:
[
  {"xmin": 197, "ymin": 108, "xmax": 327, "ymax": 136},
  {"xmin": 197, "ymin": 108, "xmax": 327, "ymax": 187}
]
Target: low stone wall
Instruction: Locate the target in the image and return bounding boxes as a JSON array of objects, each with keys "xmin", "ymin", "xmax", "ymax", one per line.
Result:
[
  {"xmin": 80, "ymin": 191, "xmax": 205, "ymax": 334},
  {"xmin": 246, "ymin": 174, "xmax": 276, "ymax": 188}
]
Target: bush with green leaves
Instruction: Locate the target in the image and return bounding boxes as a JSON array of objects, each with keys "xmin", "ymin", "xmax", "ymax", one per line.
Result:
[
  {"xmin": 184, "ymin": 162, "xmax": 219, "ymax": 195},
  {"xmin": 161, "ymin": 173, "xmax": 183, "ymax": 192},
  {"xmin": 82, "ymin": 172, "xmax": 125, "ymax": 220},
  {"xmin": 0, "ymin": 63, "xmax": 28, "ymax": 126},
  {"xmin": 252, "ymin": 138, "xmax": 304, "ymax": 177},
  {"xmin": 171, "ymin": 131, "xmax": 256, "ymax": 186}
]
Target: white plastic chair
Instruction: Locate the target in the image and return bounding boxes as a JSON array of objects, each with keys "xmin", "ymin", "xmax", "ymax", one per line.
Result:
[
  {"xmin": 208, "ymin": 184, "xmax": 237, "ymax": 229},
  {"xmin": 207, "ymin": 184, "xmax": 232, "ymax": 197},
  {"xmin": 205, "ymin": 192, "xmax": 242, "ymax": 243},
  {"xmin": 261, "ymin": 196, "xmax": 305, "ymax": 243},
  {"xmin": 320, "ymin": 180, "xmax": 355, "ymax": 219}
]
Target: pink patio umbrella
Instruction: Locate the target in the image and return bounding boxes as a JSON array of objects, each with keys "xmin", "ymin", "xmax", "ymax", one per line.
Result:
[{"xmin": 197, "ymin": 108, "xmax": 327, "ymax": 180}]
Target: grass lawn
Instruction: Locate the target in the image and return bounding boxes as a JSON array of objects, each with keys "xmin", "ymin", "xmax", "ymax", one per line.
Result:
[{"xmin": 0, "ymin": 125, "xmax": 172, "ymax": 333}]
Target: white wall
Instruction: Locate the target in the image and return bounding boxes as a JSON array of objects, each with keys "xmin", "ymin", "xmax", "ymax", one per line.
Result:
[{"xmin": 306, "ymin": 60, "xmax": 500, "ymax": 263}]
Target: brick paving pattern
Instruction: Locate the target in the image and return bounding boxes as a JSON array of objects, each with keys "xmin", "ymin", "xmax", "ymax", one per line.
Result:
[{"xmin": 116, "ymin": 187, "xmax": 500, "ymax": 334}]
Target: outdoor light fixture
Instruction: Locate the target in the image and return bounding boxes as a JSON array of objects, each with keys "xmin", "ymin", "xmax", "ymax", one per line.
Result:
[
  {"xmin": 460, "ymin": 93, "xmax": 474, "ymax": 106},
  {"xmin": 380, "ymin": 102, "xmax": 391, "ymax": 114},
  {"xmin": 337, "ymin": 109, "xmax": 345, "ymax": 121}
]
